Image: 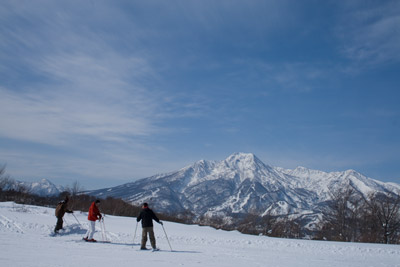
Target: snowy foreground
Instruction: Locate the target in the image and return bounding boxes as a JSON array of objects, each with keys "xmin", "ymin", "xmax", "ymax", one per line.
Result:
[{"xmin": 1, "ymin": 202, "xmax": 399, "ymax": 267}]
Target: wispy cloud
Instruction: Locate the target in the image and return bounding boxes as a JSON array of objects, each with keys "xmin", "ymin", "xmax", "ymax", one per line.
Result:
[
  {"xmin": 0, "ymin": 50, "xmax": 162, "ymax": 146},
  {"xmin": 270, "ymin": 62, "xmax": 328, "ymax": 93},
  {"xmin": 0, "ymin": 1, "xmax": 169, "ymax": 146},
  {"xmin": 336, "ymin": 1, "xmax": 400, "ymax": 68},
  {"xmin": 222, "ymin": 58, "xmax": 332, "ymax": 95}
]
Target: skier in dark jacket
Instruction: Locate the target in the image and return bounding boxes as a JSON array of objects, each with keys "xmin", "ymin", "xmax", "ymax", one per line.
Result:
[
  {"xmin": 54, "ymin": 196, "xmax": 73, "ymax": 233},
  {"xmin": 137, "ymin": 203, "xmax": 163, "ymax": 250}
]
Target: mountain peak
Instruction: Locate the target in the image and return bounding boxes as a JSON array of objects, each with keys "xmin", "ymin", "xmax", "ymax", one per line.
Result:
[
  {"xmin": 226, "ymin": 152, "xmax": 256, "ymax": 160},
  {"xmin": 39, "ymin": 178, "xmax": 54, "ymax": 185},
  {"xmin": 344, "ymin": 169, "xmax": 359, "ymax": 176},
  {"xmin": 225, "ymin": 152, "xmax": 261, "ymax": 165},
  {"xmin": 224, "ymin": 152, "xmax": 272, "ymax": 170},
  {"xmin": 225, "ymin": 152, "xmax": 256, "ymax": 169}
]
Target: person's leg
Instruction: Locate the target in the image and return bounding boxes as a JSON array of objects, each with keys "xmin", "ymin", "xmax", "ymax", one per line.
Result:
[
  {"xmin": 148, "ymin": 227, "xmax": 156, "ymax": 249},
  {"xmin": 54, "ymin": 217, "xmax": 63, "ymax": 232},
  {"xmin": 84, "ymin": 221, "xmax": 90, "ymax": 239},
  {"xmin": 141, "ymin": 227, "xmax": 148, "ymax": 249},
  {"xmin": 88, "ymin": 221, "xmax": 96, "ymax": 240}
]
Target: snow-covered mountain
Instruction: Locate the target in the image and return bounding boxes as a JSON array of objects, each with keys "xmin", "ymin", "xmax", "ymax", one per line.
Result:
[
  {"xmin": 26, "ymin": 178, "xmax": 65, "ymax": 196},
  {"xmin": 86, "ymin": 152, "xmax": 400, "ymax": 224},
  {"xmin": 2, "ymin": 178, "xmax": 65, "ymax": 196}
]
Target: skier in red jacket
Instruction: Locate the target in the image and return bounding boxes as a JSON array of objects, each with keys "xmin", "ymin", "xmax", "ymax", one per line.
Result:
[{"xmin": 83, "ymin": 200, "xmax": 102, "ymax": 242}]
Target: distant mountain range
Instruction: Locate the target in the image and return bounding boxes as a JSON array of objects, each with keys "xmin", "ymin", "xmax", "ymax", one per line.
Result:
[
  {"xmin": 6, "ymin": 152, "xmax": 399, "ymax": 229},
  {"xmin": 84, "ymin": 153, "xmax": 400, "ymax": 226},
  {"xmin": 2, "ymin": 178, "xmax": 65, "ymax": 197}
]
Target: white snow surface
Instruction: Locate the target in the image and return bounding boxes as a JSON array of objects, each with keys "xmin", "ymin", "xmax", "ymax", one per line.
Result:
[{"xmin": 1, "ymin": 202, "xmax": 399, "ymax": 267}]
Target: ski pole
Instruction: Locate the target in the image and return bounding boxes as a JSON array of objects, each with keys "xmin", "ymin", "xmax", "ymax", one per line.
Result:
[
  {"xmin": 71, "ymin": 213, "xmax": 82, "ymax": 226},
  {"xmin": 100, "ymin": 218, "xmax": 109, "ymax": 242},
  {"xmin": 102, "ymin": 218, "xmax": 109, "ymax": 242},
  {"xmin": 132, "ymin": 221, "xmax": 138, "ymax": 246},
  {"xmin": 161, "ymin": 224, "xmax": 173, "ymax": 251},
  {"xmin": 99, "ymin": 218, "xmax": 105, "ymax": 242}
]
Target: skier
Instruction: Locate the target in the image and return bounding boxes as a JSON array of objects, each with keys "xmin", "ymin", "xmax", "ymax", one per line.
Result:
[
  {"xmin": 54, "ymin": 196, "xmax": 73, "ymax": 233},
  {"xmin": 83, "ymin": 200, "xmax": 102, "ymax": 242},
  {"xmin": 137, "ymin": 202, "xmax": 163, "ymax": 250}
]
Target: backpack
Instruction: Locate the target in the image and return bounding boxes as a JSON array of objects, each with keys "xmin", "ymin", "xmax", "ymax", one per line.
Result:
[{"xmin": 55, "ymin": 202, "xmax": 63, "ymax": 217}]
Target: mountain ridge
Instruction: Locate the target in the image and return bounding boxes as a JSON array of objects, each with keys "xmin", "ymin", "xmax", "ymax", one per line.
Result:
[
  {"xmin": 2, "ymin": 178, "xmax": 65, "ymax": 196},
  {"xmin": 85, "ymin": 152, "xmax": 400, "ymax": 225}
]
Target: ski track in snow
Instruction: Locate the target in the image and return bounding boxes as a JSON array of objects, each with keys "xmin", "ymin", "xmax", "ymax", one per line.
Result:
[{"xmin": 0, "ymin": 202, "xmax": 399, "ymax": 267}]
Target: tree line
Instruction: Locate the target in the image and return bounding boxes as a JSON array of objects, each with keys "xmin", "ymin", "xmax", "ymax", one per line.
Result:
[
  {"xmin": 230, "ymin": 186, "xmax": 400, "ymax": 244},
  {"xmin": 190, "ymin": 185, "xmax": 400, "ymax": 244},
  {"xmin": 315, "ymin": 187, "xmax": 400, "ymax": 244}
]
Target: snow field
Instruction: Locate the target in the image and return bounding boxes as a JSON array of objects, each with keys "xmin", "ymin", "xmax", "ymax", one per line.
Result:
[{"xmin": 0, "ymin": 202, "xmax": 399, "ymax": 267}]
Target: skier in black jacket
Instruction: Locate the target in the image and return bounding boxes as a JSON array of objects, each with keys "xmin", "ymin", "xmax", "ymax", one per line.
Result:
[{"xmin": 137, "ymin": 203, "xmax": 163, "ymax": 250}]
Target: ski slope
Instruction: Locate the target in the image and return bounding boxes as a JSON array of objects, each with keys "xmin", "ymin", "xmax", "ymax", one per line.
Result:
[{"xmin": 0, "ymin": 202, "xmax": 399, "ymax": 267}]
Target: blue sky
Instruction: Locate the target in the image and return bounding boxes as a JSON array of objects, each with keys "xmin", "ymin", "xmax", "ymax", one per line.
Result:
[{"xmin": 1, "ymin": 0, "xmax": 399, "ymax": 189}]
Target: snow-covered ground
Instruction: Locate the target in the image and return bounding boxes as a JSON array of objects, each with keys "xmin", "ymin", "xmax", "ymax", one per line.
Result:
[{"xmin": 0, "ymin": 202, "xmax": 399, "ymax": 267}]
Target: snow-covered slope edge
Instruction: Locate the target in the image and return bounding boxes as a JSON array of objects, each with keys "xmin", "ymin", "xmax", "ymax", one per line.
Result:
[{"xmin": 0, "ymin": 201, "xmax": 399, "ymax": 267}]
